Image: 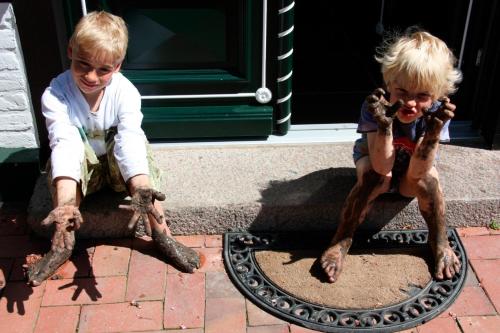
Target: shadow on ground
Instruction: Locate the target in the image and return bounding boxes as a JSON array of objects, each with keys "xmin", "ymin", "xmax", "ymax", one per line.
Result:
[{"xmin": 251, "ymin": 167, "xmax": 413, "ymax": 233}]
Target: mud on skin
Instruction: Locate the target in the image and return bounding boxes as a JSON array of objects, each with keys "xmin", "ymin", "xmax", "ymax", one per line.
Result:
[
  {"xmin": 418, "ymin": 175, "xmax": 461, "ymax": 280},
  {"xmin": 321, "ymin": 170, "xmax": 386, "ymax": 282},
  {"xmin": 367, "ymin": 88, "xmax": 403, "ymax": 135},
  {"xmin": 24, "ymin": 206, "xmax": 81, "ymax": 286},
  {"xmin": 152, "ymin": 229, "xmax": 200, "ymax": 273},
  {"xmin": 416, "ymin": 138, "xmax": 439, "ymax": 160},
  {"xmin": 422, "ymin": 97, "xmax": 455, "ymax": 137},
  {"xmin": 119, "ymin": 187, "xmax": 166, "ymax": 236},
  {"xmin": 24, "ymin": 248, "xmax": 73, "ymax": 286},
  {"xmin": 42, "ymin": 205, "xmax": 83, "ymax": 251}
]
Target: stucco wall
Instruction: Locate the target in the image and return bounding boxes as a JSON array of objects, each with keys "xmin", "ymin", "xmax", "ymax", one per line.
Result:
[{"xmin": 0, "ymin": 3, "xmax": 38, "ymax": 149}]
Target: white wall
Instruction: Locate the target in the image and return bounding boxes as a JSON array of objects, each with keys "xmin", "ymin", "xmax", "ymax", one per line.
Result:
[{"xmin": 0, "ymin": 3, "xmax": 38, "ymax": 149}]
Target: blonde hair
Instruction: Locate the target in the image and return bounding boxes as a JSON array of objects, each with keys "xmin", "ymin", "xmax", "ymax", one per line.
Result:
[
  {"xmin": 375, "ymin": 29, "xmax": 462, "ymax": 99},
  {"xmin": 69, "ymin": 11, "xmax": 128, "ymax": 64}
]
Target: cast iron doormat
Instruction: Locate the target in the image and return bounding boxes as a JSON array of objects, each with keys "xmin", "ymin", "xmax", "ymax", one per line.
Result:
[{"xmin": 223, "ymin": 229, "xmax": 467, "ymax": 333}]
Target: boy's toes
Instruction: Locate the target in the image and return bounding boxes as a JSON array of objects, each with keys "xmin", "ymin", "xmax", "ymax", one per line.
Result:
[
  {"xmin": 180, "ymin": 246, "xmax": 201, "ymax": 272},
  {"xmin": 28, "ymin": 278, "xmax": 42, "ymax": 287},
  {"xmin": 434, "ymin": 247, "xmax": 461, "ymax": 280},
  {"xmin": 319, "ymin": 249, "xmax": 344, "ymax": 283},
  {"xmin": 153, "ymin": 230, "xmax": 201, "ymax": 273},
  {"xmin": 320, "ymin": 260, "xmax": 338, "ymax": 283},
  {"xmin": 172, "ymin": 246, "xmax": 200, "ymax": 273}
]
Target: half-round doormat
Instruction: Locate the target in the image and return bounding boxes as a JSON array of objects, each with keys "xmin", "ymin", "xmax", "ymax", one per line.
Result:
[{"xmin": 223, "ymin": 229, "xmax": 467, "ymax": 333}]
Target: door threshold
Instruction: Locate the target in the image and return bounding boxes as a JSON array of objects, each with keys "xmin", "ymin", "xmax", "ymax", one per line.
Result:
[
  {"xmin": 150, "ymin": 121, "xmax": 481, "ymax": 149},
  {"xmin": 151, "ymin": 123, "xmax": 360, "ymax": 148}
]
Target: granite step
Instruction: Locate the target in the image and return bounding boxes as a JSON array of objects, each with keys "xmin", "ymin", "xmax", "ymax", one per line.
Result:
[{"xmin": 27, "ymin": 142, "xmax": 500, "ymax": 237}]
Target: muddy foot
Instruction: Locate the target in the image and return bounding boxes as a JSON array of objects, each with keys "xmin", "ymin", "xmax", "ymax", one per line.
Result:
[
  {"xmin": 152, "ymin": 229, "xmax": 200, "ymax": 273},
  {"xmin": 434, "ymin": 245, "xmax": 461, "ymax": 280},
  {"xmin": 24, "ymin": 249, "xmax": 72, "ymax": 286},
  {"xmin": 319, "ymin": 244, "xmax": 347, "ymax": 283}
]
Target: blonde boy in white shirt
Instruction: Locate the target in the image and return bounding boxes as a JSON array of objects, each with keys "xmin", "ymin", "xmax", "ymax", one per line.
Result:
[{"xmin": 26, "ymin": 11, "xmax": 200, "ymax": 286}]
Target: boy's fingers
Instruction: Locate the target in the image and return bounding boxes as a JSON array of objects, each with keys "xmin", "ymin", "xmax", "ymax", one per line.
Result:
[
  {"xmin": 366, "ymin": 94, "xmax": 379, "ymax": 104},
  {"xmin": 149, "ymin": 207, "xmax": 164, "ymax": 225},
  {"xmin": 387, "ymin": 99, "xmax": 403, "ymax": 117},
  {"xmin": 422, "ymin": 106, "xmax": 432, "ymax": 118},
  {"xmin": 128, "ymin": 212, "xmax": 141, "ymax": 230},
  {"xmin": 367, "ymin": 103, "xmax": 380, "ymax": 114},
  {"xmin": 439, "ymin": 96, "xmax": 450, "ymax": 104},
  {"xmin": 73, "ymin": 210, "xmax": 83, "ymax": 229},
  {"xmin": 442, "ymin": 109, "xmax": 455, "ymax": 120},
  {"xmin": 63, "ymin": 232, "xmax": 73, "ymax": 250},
  {"xmin": 373, "ymin": 88, "xmax": 385, "ymax": 98},
  {"xmin": 153, "ymin": 190, "xmax": 166, "ymax": 202},
  {"xmin": 441, "ymin": 102, "xmax": 456, "ymax": 114},
  {"xmin": 119, "ymin": 204, "xmax": 135, "ymax": 211},
  {"xmin": 41, "ymin": 214, "xmax": 55, "ymax": 227},
  {"xmin": 143, "ymin": 213, "xmax": 152, "ymax": 236}
]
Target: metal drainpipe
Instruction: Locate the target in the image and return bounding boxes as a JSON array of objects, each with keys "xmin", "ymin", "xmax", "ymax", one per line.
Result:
[
  {"xmin": 458, "ymin": 0, "xmax": 474, "ymax": 69},
  {"xmin": 80, "ymin": 0, "xmax": 87, "ymax": 16},
  {"xmin": 275, "ymin": 0, "xmax": 295, "ymax": 135}
]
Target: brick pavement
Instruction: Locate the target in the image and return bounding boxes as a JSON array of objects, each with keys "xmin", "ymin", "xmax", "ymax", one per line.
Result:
[{"xmin": 0, "ymin": 202, "xmax": 499, "ymax": 333}]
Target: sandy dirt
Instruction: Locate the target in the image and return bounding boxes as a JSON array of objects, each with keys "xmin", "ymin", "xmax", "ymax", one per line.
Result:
[{"xmin": 254, "ymin": 247, "xmax": 432, "ymax": 309}]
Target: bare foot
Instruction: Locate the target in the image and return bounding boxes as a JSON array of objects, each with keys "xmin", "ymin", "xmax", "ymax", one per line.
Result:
[
  {"xmin": 433, "ymin": 244, "xmax": 461, "ymax": 280},
  {"xmin": 24, "ymin": 249, "xmax": 72, "ymax": 286},
  {"xmin": 152, "ymin": 229, "xmax": 200, "ymax": 273},
  {"xmin": 319, "ymin": 244, "xmax": 347, "ymax": 283}
]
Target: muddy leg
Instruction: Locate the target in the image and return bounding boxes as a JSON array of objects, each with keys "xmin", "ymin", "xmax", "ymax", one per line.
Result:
[
  {"xmin": 414, "ymin": 172, "xmax": 461, "ymax": 279},
  {"xmin": 152, "ymin": 229, "xmax": 200, "ymax": 273},
  {"xmin": 24, "ymin": 231, "xmax": 74, "ymax": 286},
  {"xmin": 320, "ymin": 166, "xmax": 389, "ymax": 282}
]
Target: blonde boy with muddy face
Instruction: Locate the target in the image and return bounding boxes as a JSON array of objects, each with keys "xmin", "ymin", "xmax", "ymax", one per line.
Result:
[
  {"xmin": 26, "ymin": 11, "xmax": 200, "ymax": 286},
  {"xmin": 320, "ymin": 29, "xmax": 463, "ymax": 283}
]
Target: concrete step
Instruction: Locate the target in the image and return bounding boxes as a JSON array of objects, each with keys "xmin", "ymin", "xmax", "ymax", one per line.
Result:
[{"xmin": 27, "ymin": 142, "xmax": 500, "ymax": 237}]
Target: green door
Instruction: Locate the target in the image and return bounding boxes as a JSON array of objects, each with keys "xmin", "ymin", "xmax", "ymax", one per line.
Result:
[{"xmin": 63, "ymin": 0, "xmax": 295, "ymax": 140}]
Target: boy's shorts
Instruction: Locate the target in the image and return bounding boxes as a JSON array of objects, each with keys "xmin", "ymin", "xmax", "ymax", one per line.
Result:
[
  {"xmin": 352, "ymin": 137, "xmax": 369, "ymax": 164},
  {"xmin": 46, "ymin": 127, "xmax": 163, "ymax": 197},
  {"xmin": 352, "ymin": 137, "xmax": 408, "ymax": 192}
]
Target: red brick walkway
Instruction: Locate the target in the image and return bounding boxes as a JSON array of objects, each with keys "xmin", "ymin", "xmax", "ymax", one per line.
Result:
[{"xmin": 0, "ymin": 202, "xmax": 499, "ymax": 333}]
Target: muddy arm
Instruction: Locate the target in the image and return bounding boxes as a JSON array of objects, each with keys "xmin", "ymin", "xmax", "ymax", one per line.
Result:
[
  {"xmin": 407, "ymin": 98, "xmax": 455, "ymax": 180},
  {"xmin": 24, "ymin": 205, "xmax": 82, "ymax": 286},
  {"xmin": 366, "ymin": 88, "xmax": 402, "ymax": 175}
]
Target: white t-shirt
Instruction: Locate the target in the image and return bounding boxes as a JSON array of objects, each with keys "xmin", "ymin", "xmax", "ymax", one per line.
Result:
[{"xmin": 42, "ymin": 70, "xmax": 149, "ymax": 183}]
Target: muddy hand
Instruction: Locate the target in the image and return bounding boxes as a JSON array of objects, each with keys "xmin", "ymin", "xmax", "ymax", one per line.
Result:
[
  {"xmin": 434, "ymin": 245, "xmax": 461, "ymax": 280},
  {"xmin": 24, "ymin": 248, "xmax": 73, "ymax": 287},
  {"xmin": 153, "ymin": 229, "xmax": 200, "ymax": 273},
  {"xmin": 119, "ymin": 187, "xmax": 166, "ymax": 236},
  {"xmin": 423, "ymin": 97, "xmax": 455, "ymax": 136},
  {"xmin": 366, "ymin": 88, "xmax": 403, "ymax": 132},
  {"xmin": 42, "ymin": 205, "xmax": 82, "ymax": 252}
]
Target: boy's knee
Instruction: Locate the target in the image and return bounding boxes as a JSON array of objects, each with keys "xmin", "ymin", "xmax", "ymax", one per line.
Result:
[
  {"xmin": 415, "ymin": 172, "xmax": 442, "ymax": 199},
  {"xmin": 359, "ymin": 169, "xmax": 391, "ymax": 192}
]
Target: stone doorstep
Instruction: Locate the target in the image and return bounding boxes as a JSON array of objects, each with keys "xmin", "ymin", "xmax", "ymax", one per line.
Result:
[{"xmin": 27, "ymin": 143, "xmax": 500, "ymax": 237}]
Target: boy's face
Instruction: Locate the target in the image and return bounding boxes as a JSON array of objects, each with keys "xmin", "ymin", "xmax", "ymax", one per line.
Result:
[
  {"xmin": 387, "ymin": 83, "xmax": 433, "ymax": 124},
  {"xmin": 68, "ymin": 47, "xmax": 121, "ymax": 97}
]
